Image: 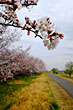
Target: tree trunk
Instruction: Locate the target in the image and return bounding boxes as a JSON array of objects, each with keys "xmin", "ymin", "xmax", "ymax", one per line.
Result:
[{"xmin": 3, "ymin": 78, "xmax": 7, "ymax": 84}]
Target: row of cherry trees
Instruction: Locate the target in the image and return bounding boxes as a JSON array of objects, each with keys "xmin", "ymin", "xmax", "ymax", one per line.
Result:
[
  {"xmin": 0, "ymin": 29, "xmax": 46, "ymax": 83},
  {"xmin": 0, "ymin": 47, "xmax": 46, "ymax": 83}
]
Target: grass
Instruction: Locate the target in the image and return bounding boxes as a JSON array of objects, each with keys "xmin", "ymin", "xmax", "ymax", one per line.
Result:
[
  {"xmin": 9, "ymin": 73, "xmax": 57, "ymax": 110},
  {"xmin": 5, "ymin": 102, "xmax": 15, "ymax": 110},
  {"xmin": 50, "ymin": 101, "xmax": 59, "ymax": 110},
  {"xmin": 0, "ymin": 74, "xmax": 39, "ymax": 110},
  {"xmin": 0, "ymin": 72, "xmax": 73, "ymax": 110},
  {"xmin": 57, "ymin": 73, "xmax": 73, "ymax": 83},
  {"xmin": 0, "ymin": 72, "xmax": 58, "ymax": 110}
]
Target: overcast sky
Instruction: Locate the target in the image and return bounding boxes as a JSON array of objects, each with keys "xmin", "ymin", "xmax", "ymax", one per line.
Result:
[{"xmin": 15, "ymin": 0, "xmax": 73, "ymax": 70}]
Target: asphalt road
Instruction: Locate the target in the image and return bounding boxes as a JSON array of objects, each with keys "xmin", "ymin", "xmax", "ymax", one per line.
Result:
[{"xmin": 48, "ymin": 73, "xmax": 73, "ymax": 98}]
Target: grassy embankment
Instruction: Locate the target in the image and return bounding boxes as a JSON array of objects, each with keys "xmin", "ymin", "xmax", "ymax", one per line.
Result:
[
  {"xmin": 0, "ymin": 72, "xmax": 73, "ymax": 110},
  {"xmin": 57, "ymin": 73, "xmax": 73, "ymax": 83}
]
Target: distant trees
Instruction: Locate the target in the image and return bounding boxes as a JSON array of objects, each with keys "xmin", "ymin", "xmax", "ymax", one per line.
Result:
[
  {"xmin": 64, "ymin": 61, "xmax": 73, "ymax": 77},
  {"xmin": 65, "ymin": 61, "xmax": 73, "ymax": 70},
  {"xmin": 52, "ymin": 68, "xmax": 58, "ymax": 74},
  {"xmin": 64, "ymin": 69, "xmax": 73, "ymax": 77}
]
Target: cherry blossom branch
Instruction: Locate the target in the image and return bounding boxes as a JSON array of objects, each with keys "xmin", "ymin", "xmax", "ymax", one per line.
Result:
[
  {"xmin": 22, "ymin": 3, "xmax": 37, "ymax": 6},
  {"xmin": 0, "ymin": 1, "xmax": 37, "ymax": 6},
  {"xmin": 0, "ymin": 22, "xmax": 43, "ymax": 39},
  {"xmin": 0, "ymin": 1, "xmax": 13, "ymax": 5},
  {"xmin": 0, "ymin": 0, "xmax": 64, "ymax": 50}
]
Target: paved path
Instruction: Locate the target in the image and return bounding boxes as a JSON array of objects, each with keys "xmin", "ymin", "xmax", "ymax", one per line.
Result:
[{"xmin": 48, "ymin": 73, "xmax": 73, "ymax": 98}]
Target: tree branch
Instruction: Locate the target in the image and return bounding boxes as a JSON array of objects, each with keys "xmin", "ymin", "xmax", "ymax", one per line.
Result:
[
  {"xmin": 0, "ymin": 1, "xmax": 13, "ymax": 5},
  {"xmin": 0, "ymin": 1, "xmax": 37, "ymax": 6},
  {"xmin": 22, "ymin": 3, "xmax": 37, "ymax": 7},
  {"xmin": 0, "ymin": 22, "xmax": 43, "ymax": 39}
]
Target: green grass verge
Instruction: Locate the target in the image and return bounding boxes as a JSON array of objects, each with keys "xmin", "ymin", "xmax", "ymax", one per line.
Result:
[{"xmin": 0, "ymin": 73, "xmax": 40, "ymax": 110}]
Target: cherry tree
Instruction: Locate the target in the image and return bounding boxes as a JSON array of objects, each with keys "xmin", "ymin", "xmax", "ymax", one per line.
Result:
[
  {"xmin": 0, "ymin": 49, "xmax": 14, "ymax": 83},
  {"xmin": 0, "ymin": 29, "xmax": 21, "ymax": 51},
  {"xmin": 65, "ymin": 61, "xmax": 73, "ymax": 77},
  {"xmin": 20, "ymin": 54, "xmax": 46, "ymax": 75},
  {"xmin": 0, "ymin": 46, "xmax": 46, "ymax": 83},
  {"xmin": 11, "ymin": 48, "xmax": 46, "ymax": 76},
  {"xmin": 0, "ymin": 0, "xmax": 64, "ymax": 50},
  {"xmin": 0, "ymin": 29, "xmax": 21, "ymax": 83}
]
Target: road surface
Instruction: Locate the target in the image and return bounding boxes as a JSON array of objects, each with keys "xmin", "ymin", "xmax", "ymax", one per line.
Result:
[{"xmin": 48, "ymin": 73, "xmax": 73, "ymax": 98}]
